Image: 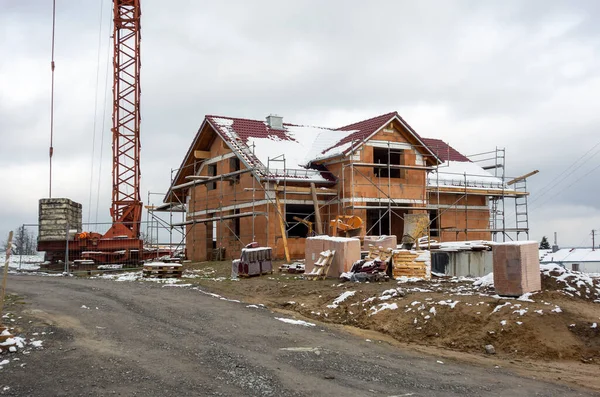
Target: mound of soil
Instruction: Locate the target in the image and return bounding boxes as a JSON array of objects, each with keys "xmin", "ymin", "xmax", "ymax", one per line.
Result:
[{"xmin": 185, "ymin": 261, "xmax": 600, "ymax": 365}]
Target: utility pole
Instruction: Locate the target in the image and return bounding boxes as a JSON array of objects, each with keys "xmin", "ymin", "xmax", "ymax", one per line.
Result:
[{"xmin": 592, "ymin": 229, "xmax": 597, "ymax": 251}]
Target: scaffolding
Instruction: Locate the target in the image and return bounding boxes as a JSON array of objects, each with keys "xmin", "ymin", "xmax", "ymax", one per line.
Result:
[
  {"xmin": 156, "ymin": 139, "xmax": 533, "ymax": 261},
  {"xmin": 468, "ymin": 147, "xmax": 531, "ymax": 242}
]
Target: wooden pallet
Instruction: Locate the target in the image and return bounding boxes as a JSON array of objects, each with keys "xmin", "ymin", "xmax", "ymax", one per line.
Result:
[
  {"xmin": 365, "ymin": 245, "xmax": 393, "ymax": 262},
  {"xmin": 305, "ymin": 250, "xmax": 335, "ymax": 280},
  {"xmin": 142, "ymin": 264, "xmax": 183, "ymax": 279}
]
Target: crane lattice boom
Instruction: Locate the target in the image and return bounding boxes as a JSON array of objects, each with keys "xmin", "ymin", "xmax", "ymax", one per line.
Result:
[{"xmin": 106, "ymin": 0, "xmax": 142, "ymax": 238}]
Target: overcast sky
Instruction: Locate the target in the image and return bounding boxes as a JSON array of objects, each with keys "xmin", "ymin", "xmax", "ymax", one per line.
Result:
[{"xmin": 1, "ymin": 0, "xmax": 599, "ymax": 248}]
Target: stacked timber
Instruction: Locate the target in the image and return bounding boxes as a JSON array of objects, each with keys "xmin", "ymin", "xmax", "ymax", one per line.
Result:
[
  {"xmin": 391, "ymin": 250, "xmax": 431, "ymax": 279},
  {"xmin": 38, "ymin": 198, "xmax": 82, "ymax": 241}
]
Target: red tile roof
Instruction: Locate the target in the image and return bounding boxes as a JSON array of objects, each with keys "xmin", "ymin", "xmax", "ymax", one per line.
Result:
[
  {"xmin": 206, "ymin": 115, "xmax": 295, "ymax": 143},
  {"xmin": 332, "ymin": 111, "xmax": 398, "ymax": 150},
  {"xmin": 421, "ymin": 137, "xmax": 470, "ymax": 162},
  {"xmin": 206, "ymin": 112, "xmax": 441, "ymax": 163}
]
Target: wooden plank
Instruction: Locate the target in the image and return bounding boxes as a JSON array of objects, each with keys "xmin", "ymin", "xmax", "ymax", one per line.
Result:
[
  {"xmin": 506, "ymin": 170, "xmax": 539, "ymax": 186},
  {"xmin": 310, "ymin": 183, "xmax": 323, "ymax": 235},
  {"xmin": 275, "ymin": 189, "xmax": 290, "ymax": 263},
  {"xmin": 194, "ymin": 150, "xmax": 211, "ymax": 159}
]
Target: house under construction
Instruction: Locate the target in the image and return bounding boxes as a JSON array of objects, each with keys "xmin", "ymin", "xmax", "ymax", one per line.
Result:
[{"xmin": 158, "ymin": 112, "xmax": 532, "ymax": 261}]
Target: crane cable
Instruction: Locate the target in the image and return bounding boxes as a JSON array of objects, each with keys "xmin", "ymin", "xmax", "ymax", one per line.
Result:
[
  {"xmin": 49, "ymin": 0, "xmax": 56, "ymax": 198},
  {"xmin": 87, "ymin": 0, "xmax": 105, "ymax": 227},
  {"xmin": 95, "ymin": 15, "xmax": 113, "ymax": 225}
]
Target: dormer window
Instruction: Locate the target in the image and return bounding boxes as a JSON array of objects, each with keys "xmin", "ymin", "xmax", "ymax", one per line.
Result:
[{"xmin": 373, "ymin": 147, "xmax": 404, "ymax": 178}]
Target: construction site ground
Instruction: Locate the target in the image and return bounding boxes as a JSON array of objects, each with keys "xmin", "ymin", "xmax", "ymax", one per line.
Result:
[
  {"xmin": 179, "ymin": 259, "xmax": 600, "ymax": 393},
  {"xmin": 0, "ymin": 274, "xmax": 597, "ymax": 396}
]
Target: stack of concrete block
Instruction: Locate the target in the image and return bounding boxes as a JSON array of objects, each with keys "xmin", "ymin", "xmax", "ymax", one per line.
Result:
[
  {"xmin": 38, "ymin": 198, "xmax": 82, "ymax": 241},
  {"xmin": 362, "ymin": 235, "xmax": 397, "ymax": 251},
  {"xmin": 492, "ymin": 241, "xmax": 541, "ymax": 297},
  {"xmin": 305, "ymin": 236, "xmax": 361, "ymax": 277}
]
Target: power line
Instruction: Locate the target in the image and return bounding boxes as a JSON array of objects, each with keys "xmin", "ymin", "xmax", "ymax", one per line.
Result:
[
  {"xmin": 529, "ymin": 161, "xmax": 600, "ymax": 212},
  {"xmin": 528, "ymin": 139, "xmax": 600, "ymax": 206}
]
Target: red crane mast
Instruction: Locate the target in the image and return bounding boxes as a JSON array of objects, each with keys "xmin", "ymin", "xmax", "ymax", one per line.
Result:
[{"xmin": 105, "ymin": 0, "xmax": 142, "ymax": 239}]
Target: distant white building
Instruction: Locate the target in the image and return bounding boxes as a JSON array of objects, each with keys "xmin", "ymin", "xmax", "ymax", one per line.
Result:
[{"xmin": 539, "ymin": 248, "xmax": 600, "ymax": 273}]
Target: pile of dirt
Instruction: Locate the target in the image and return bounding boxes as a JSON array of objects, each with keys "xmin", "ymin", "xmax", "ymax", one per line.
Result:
[
  {"xmin": 185, "ymin": 260, "xmax": 600, "ymax": 365},
  {"xmin": 540, "ymin": 263, "xmax": 600, "ymax": 302}
]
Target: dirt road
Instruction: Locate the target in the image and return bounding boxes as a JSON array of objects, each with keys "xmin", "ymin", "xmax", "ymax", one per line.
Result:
[{"xmin": 1, "ymin": 275, "xmax": 594, "ymax": 396}]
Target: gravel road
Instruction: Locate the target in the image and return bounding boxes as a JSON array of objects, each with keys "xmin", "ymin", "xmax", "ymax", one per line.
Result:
[{"xmin": 1, "ymin": 275, "xmax": 595, "ymax": 396}]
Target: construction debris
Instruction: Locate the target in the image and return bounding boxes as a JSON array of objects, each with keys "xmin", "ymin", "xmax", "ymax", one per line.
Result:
[
  {"xmin": 340, "ymin": 245, "xmax": 392, "ymax": 282},
  {"xmin": 279, "ymin": 262, "xmax": 305, "ymax": 274}
]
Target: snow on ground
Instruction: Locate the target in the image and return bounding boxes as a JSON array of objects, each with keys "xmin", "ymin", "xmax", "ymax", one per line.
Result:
[
  {"xmin": 0, "ymin": 253, "xmax": 44, "ymax": 271},
  {"xmin": 274, "ymin": 317, "xmax": 316, "ymax": 327},
  {"xmin": 473, "ymin": 273, "xmax": 494, "ymax": 288},
  {"xmin": 327, "ymin": 291, "xmax": 356, "ymax": 308},
  {"xmin": 93, "ymin": 271, "xmax": 179, "ymax": 284},
  {"xmin": 540, "ymin": 263, "xmax": 600, "ymax": 302},
  {"xmin": 0, "ymin": 313, "xmax": 45, "ymax": 370},
  {"xmin": 369, "ymin": 302, "xmax": 398, "ymax": 316}
]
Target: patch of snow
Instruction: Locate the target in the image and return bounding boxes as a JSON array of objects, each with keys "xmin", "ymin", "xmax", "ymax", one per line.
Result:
[
  {"xmin": 473, "ymin": 273, "xmax": 494, "ymax": 288},
  {"xmin": 327, "ymin": 291, "xmax": 356, "ymax": 309},
  {"xmin": 369, "ymin": 302, "xmax": 399, "ymax": 316},
  {"xmin": 438, "ymin": 300, "xmax": 459, "ymax": 309},
  {"xmin": 491, "ymin": 302, "xmax": 511, "ymax": 314},
  {"xmin": 275, "ymin": 317, "xmax": 316, "ymax": 327},
  {"xmin": 428, "ymin": 160, "xmax": 505, "ymax": 190},
  {"xmin": 517, "ymin": 292, "xmax": 536, "ymax": 302}
]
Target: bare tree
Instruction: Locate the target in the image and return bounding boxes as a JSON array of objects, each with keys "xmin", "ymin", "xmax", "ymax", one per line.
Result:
[{"xmin": 11, "ymin": 226, "xmax": 37, "ymax": 255}]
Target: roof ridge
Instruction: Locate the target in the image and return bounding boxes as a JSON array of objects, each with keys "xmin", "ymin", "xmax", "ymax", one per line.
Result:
[
  {"xmin": 335, "ymin": 111, "xmax": 397, "ymax": 130},
  {"xmin": 206, "ymin": 114, "xmax": 337, "ymax": 130}
]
